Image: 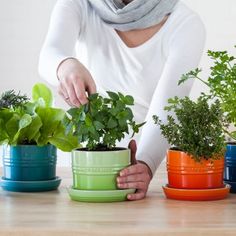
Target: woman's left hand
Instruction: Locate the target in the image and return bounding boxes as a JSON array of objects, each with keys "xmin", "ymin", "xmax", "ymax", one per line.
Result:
[{"xmin": 117, "ymin": 140, "xmax": 152, "ymax": 200}]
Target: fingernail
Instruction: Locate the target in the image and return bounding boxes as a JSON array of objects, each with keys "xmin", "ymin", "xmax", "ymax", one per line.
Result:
[
  {"xmin": 117, "ymin": 177, "xmax": 120, "ymax": 183},
  {"xmin": 127, "ymin": 194, "xmax": 132, "ymax": 200},
  {"xmin": 120, "ymin": 172, "xmax": 124, "ymax": 176}
]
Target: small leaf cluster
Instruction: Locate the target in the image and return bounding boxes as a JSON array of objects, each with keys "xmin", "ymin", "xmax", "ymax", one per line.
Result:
[
  {"xmin": 0, "ymin": 83, "xmax": 78, "ymax": 151},
  {"xmin": 0, "ymin": 90, "xmax": 29, "ymax": 109},
  {"xmin": 67, "ymin": 91, "xmax": 145, "ymax": 150},
  {"xmin": 179, "ymin": 46, "xmax": 236, "ymax": 140},
  {"xmin": 153, "ymin": 96, "xmax": 227, "ymax": 162}
]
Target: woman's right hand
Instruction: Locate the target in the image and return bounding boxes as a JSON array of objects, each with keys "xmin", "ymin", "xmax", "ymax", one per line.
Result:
[{"xmin": 57, "ymin": 58, "xmax": 96, "ymax": 107}]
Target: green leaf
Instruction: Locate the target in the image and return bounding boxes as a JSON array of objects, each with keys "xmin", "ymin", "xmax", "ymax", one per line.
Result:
[
  {"xmin": 107, "ymin": 91, "xmax": 119, "ymax": 101},
  {"xmin": 94, "ymin": 121, "xmax": 105, "ymax": 130},
  {"xmin": 0, "ymin": 119, "xmax": 9, "ymax": 144},
  {"xmin": 107, "ymin": 117, "xmax": 118, "ymax": 129},
  {"xmin": 35, "ymin": 107, "xmax": 65, "ymax": 145},
  {"xmin": 18, "ymin": 114, "xmax": 42, "ymax": 143},
  {"xmin": 85, "ymin": 116, "xmax": 92, "ymax": 127},
  {"xmin": 49, "ymin": 124, "xmax": 80, "ymax": 152},
  {"xmin": 124, "ymin": 95, "xmax": 134, "ymax": 105},
  {"xmin": 230, "ymin": 131, "xmax": 236, "ymax": 140},
  {"xmin": 5, "ymin": 114, "xmax": 21, "ymax": 144},
  {"xmin": 32, "ymin": 83, "xmax": 53, "ymax": 107},
  {"xmin": 88, "ymin": 93, "xmax": 99, "ymax": 101},
  {"xmin": 6, "ymin": 114, "xmax": 33, "ymax": 145},
  {"xmin": 19, "ymin": 114, "xmax": 32, "ymax": 130}
]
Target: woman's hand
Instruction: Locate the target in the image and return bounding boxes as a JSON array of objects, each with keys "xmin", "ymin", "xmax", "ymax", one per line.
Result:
[
  {"xmin": 57, "ymin": 58, "xmax": 96, "ymax": 107},
  {"xmin": 117, "ymin": 140, "xmax": 152, "ymax": 200}
]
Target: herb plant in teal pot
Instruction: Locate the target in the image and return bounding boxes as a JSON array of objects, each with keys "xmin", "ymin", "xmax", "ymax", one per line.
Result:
[
  {"xmin": 179, "ymin": 46, "xmax": 236, "ymax": 193},
  {"xmin": 66, "ymin": 92, "xmax": 145, "ymax": 202},
  {"xmin": 0, "ymin": 83, "xmax": 78, "ymax": 192}
]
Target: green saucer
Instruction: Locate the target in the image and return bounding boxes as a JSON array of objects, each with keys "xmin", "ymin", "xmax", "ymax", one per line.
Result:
[
  {"xmin": 68, "ymin": 187, "xmax": 136, "ymax": 202},
  {"xmin": 0, "ymin": 176, "xmax": 61, "ymax": 192}
]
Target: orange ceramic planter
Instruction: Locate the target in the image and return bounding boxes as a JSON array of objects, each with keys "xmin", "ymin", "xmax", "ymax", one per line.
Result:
[{"xmin": 167, "ymin": 150, "xmax": 224, "ymax": 189}]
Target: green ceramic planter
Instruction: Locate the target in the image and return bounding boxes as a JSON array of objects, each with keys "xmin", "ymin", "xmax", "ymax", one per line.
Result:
[
  {"xmin": 3, "ymin": 144, "xmax": 57, "ymax": 181},
  {"xmin": 72, "ymin": 148, "xmax": 130, "ymax": 190}
]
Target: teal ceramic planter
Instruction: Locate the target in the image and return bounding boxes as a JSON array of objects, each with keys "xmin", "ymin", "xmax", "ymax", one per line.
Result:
[
  {"xmin": 224, "ymin": 143, "xmax": 236, "ymax": 193},
  {"xmin": 72, "ymin": 148, "xmax": 130, "ymax": 190},
  {"xmin": 224, "ymin": 143, "xmax": 236, "ymax": 181},
  {"xmin": 3, "ymin": 144, "xmax": 57, "ymax": 181}
]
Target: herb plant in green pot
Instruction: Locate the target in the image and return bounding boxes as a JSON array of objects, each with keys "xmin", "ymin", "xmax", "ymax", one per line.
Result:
[
  {"xmin": 153, "ymin": 95, "xmax": 230, "ymax": 201},
  {"xmin": 179, "ymin": 46, "xmax": 236, "ymax": 192},
  {"xmin": 66, "ymin": 92, "xmax": 144, "ymax": 202},
  {"xmin": 0, "ymin": 83, "xmax": 78, "ymax": 192}
]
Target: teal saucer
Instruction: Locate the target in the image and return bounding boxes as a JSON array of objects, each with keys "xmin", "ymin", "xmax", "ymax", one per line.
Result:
[
  {"xmin": 68, "ymin": 187, "xmax": 136, "ymax": 203},
  {"xmin": 0, "ymin": 176, "xmax": 61, "ymax": 192}
]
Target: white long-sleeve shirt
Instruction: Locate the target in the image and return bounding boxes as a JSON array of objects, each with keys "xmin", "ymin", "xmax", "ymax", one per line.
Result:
[{"xmin": 39, "ymin": 0, "xmax": 206, "ymax": 175}]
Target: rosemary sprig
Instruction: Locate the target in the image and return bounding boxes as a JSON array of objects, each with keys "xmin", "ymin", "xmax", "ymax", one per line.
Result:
[{"xmin": 0, "ymin": 90, "xmax": 29, "ymax": 109}]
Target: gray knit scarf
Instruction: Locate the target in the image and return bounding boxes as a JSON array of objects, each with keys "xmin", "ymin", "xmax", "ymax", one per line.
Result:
[{"xmin": 88, "ymin": 0, "xmax": 179, "ymax": 31}]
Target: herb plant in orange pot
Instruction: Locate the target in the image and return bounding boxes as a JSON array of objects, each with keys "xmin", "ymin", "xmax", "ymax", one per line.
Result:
[
  {"xmin": 153, "ymin": 95, "xmax": 230, "ymax": 200},
  {"xmin": 179, "ymin": 47, "xmax": 236, "ymax": 193}
]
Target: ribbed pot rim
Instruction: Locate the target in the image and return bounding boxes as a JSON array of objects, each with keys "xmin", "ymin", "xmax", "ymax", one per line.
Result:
[
  {"xmin": 167, "ymin": 163, "xmax": 223, "ymax": 168},
  {"xmin": 225, "ymin": 158, "xmax": 236, "ymax": 162},
  {"xmin": 167, "ymin": 150, "xmax": 224, "ymax": 162},
  {"xmin": 3, "ymin": 163, "xmax": 56, "ymax": 167},
  {"xmin": 168, "ymin": 170, "xmax": 223, "ymax": 175},
  {"xmin": 224, "ymin": 164, "xmax": 236, "ymax": 167},
  {"xmin": 3, "ymin": 159, "xmax": 56, "ymax": 163},
  {"xmin": 72, "ymin": 147, "xmax": 128, "ymax": 153},
  {"xmin": 73, "ymin": 171, "xmax": 119, "ymax": 175},
  {"xmin": 167, "ymin": 167, "xmax": 224, "ymax": 171},
  {"xmin": 7, "ymin": 144, "xmax": 55, "ymax": 147},
  {"xmin": 226, "ymin": 142, "xmax": 236, "ymax": 146},
  {"xmin": 73, "ymin": 165, "xmax": 124, "ymax": 172},
  {"xmin": 225, "ymin": 160, "xmax": 236, "ymax": 163},
  {"xmin": 72, "ymin": 164, "xmax": 127, "ymax": 168}
]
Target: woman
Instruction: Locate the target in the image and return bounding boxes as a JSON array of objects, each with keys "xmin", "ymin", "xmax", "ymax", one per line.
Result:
[{"xmin": 39, "ymin": 0, "xmax": 206, "ymax": 200}]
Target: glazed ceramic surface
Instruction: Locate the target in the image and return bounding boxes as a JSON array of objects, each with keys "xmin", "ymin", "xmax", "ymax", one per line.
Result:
[
  {"xmin": 0, "ymin": 176, "xmax": 61, "ymax": 192},
  {"xmin": 224, "ymin": 143, "xmax": 236, "ymax": 182},
  {"xmin": 72, "ymin": 148, "xmax": 130, "ymax": 190},
  {"xmin": 162, "ymin": 184, "xmax": 230, "ymax": 201},
  {"xmin": 167, "ymin": 150, "xmax": 224, "ymax": 189},
  {"xmin": 68, "ymin": 187, "xmax": 135, "ymax": 202},
  {"xmin": 2, "ymin": 145, "xmax": 57, "ymax": 181}
]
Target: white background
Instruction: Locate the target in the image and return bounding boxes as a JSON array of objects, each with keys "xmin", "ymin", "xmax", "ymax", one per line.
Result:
[{"xmin": 0, "ymin": 0, "xmax": 236, "ymax": 166}]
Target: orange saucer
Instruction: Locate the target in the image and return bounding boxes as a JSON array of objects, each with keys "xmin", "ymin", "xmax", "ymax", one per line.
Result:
[{"xmin": 162, "ymin": 184, "xmax": 230, "ymax": 201}]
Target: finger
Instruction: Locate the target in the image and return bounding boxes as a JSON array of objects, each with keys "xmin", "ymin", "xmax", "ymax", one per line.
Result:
[
  {"xmin": 127, "ymin": 190, "xmax": 146, "ymax": 201},
  {"xmin": 117, "ymin": 173, "xmax": 149, "ymax": 184},
  {"xmin": 62, "ymin": 79, "xmax": 82, "ymax": 107},
  {"xmin": 138, "ymin": 160, "xmax": 153, "ymax": 179},
  {"xmin": 57, "ymin": 84, "xmax": 74, "ymax": 107},
  {"xmin": 119, "ymin": 163, "xmax": 144, "ymax": 177},
  {"xmin": 73, "ymin": 77, "xmax": 88, "ymax": 105},
  {"xmin": 86, "ymin": 78, "xmax": 97, "ymax": 96},
  {"xmin": 128, "ymin": 139, "xmax": 137, "ymax": 165},
  {"xmin": 117, "ymin": 181, "xmax": 146, "ymax": 190},
  {"xmin": 58, "ymin": 83, "xmax": 68, "ymax": 98}
]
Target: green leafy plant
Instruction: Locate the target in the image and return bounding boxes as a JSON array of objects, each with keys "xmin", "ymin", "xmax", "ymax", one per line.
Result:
[
  {"xmin": 179, "ymin": 46, "xmax": 236, "ymax": 139},
  {"xmin": 66, "ymin": 91, "xmax": 145, "ymax": 150},
  {"xmin": 0, "ymin": 83, "xmax": 78, "ymax": 151},
  {"xmin": 153, "ymin": 96, "xmax": 227, "ymax": 162}
]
